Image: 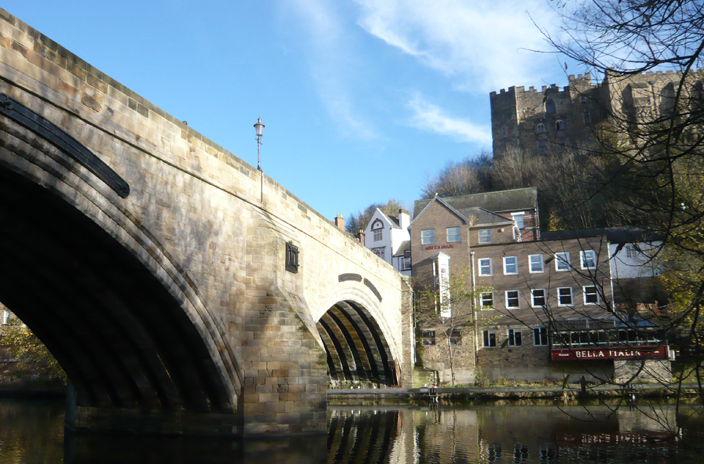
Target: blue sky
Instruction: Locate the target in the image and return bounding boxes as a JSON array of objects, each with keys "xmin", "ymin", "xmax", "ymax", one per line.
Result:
[{"xmin": 4, "ymin": 1, "xmax": 580, "ymax": 221}]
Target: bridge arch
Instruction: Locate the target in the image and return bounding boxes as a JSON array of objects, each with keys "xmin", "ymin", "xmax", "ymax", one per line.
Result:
[
  {"xmin": 0, "ymin": 129, "xmax": 242, "ymax": 416},
  {"xmin": 315, "ymin": 285, "xmax": 400, "ymax": 386}
]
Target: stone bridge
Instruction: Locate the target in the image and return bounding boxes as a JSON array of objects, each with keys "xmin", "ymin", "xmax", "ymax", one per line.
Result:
[{"xmin": 0, "ymin": 10, "xmax": 412, "ymax": 436}]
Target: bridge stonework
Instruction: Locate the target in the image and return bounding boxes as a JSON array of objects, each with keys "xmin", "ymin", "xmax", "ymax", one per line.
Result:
[{"xmin": 0, "ymin": 10, "xmax": 412, "ymax": 436}]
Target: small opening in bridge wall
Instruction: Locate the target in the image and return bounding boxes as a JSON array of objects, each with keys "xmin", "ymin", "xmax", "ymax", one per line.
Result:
[{"xmin": 286, "ymin": 242, "xmax": 299, "ymax": 273}]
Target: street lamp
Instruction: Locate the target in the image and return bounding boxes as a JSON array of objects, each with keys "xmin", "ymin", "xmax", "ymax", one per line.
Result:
[{"xmin": 254, "ymin": 117, "xmax": 265, "ymax": 171}]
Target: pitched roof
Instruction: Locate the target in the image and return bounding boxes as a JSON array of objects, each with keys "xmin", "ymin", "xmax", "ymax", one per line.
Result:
[
  {"xmin": 409, "ymin": 196, "xmax": 513, "ymax": 229},
  {"xmin": 392, "ymin": 240, "xmax": 411, "ymax": 257},
  {"xmin": 413, "ymin": 187, "xmax": 538, "ymax": 217}
]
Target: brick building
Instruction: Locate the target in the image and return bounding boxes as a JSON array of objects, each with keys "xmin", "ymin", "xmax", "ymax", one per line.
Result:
[{"xmin": 409, "ymin": 189, "xmax": 671, "ymax": 385}]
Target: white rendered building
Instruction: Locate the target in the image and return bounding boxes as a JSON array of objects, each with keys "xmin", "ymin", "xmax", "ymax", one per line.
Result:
[{"xmin": 363, "ymin": 208, "xmax": 411, "ymax": 275}]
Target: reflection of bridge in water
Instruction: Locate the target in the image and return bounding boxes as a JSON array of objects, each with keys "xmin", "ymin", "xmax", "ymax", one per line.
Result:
[{"xmin": 0, "ymin": 9, "xmax": 412, "ymax": 436}]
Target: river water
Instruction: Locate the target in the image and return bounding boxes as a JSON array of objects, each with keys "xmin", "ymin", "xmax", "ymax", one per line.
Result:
[{"xmin": 1, "ymin": 398, "xmax": 703, "ymax": 463}]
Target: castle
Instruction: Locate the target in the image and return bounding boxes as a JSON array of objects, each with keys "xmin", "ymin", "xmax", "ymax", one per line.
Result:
[{"xmin": 490, "ymin": 70, "xmax": 704, "ymax": 159}]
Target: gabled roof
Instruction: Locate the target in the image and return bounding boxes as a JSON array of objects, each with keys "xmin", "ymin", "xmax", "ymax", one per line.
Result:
[
  {"xmin": 365, "ymin": 208, "xmax": 400, "ymax": 233},
  {"xmin": 413, "ymin": 187, "xmax": 538, "ymax": 217},
  {"xmin": 409, "ymin": 196, "xmax": 514, "ymax": 229}
]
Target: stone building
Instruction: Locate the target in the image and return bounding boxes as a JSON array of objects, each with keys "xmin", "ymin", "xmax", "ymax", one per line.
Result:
[{"xmin": 490, "ymin": 70, "xmax": 704, "ymax": 160}]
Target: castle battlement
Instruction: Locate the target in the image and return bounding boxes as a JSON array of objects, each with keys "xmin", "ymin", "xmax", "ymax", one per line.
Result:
[{"xmin": 492, "ymin": 73, "xmax": 595, "ymax": 101}]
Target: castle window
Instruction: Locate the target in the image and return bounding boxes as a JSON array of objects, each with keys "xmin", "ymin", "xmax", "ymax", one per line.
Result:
[
  {"xmin": 580, "ymin": 95, "xmax": 588, "ymax": 104},
  {"xmin": 536, "ymin": 123, "xmax": 546, "ymax": 134},
  {"xmin": 538, "ymin": 141, "xmax": 548, "ymax": 155},
  {"xmin": 555, "ymin": 120, "xmax": 565, "ymax": 131},
  {"xmin": 502, "ymin": 126, "xmax": 508, "ymax": 137},
  {"xmin": 545, "ymin": 98, "xmax": 556, "ymax": 114},
  {"xmin": 583, "ymin": 110, "xmax": 591, "ymax": 125}
]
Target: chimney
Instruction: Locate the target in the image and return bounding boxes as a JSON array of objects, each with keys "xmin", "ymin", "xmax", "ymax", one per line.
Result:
[
  {"xmin": 399, "ymin": 208, "xmax": 410, "ymax": 230},
  {"xmin": 356, "ymin": 230, "xmax": 365, "ymax": 245},
  {"xmin": 334, "ymin": 214, "xmax": 345, "ymax": 231}
]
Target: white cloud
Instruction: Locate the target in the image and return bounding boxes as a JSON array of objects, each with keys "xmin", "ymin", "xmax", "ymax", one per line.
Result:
[
  {"xmin": 353, "ymin": 0, "xmax": 565, "ymax": 93},
  {"xmin": 407, "ymin": 94, "xmax": 491, "ymax": 145},
  {"xmin": 280, "ymin": 0, "xmax": 379, "ymax": 140}
]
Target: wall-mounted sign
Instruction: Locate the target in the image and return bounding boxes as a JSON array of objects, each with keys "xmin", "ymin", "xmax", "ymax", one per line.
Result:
[
  {"xmin": 425, "ymin": 244, "xmax": 454, "ymax": 251},
  {"xmin": 550, "ymin": 345, "xmax": 668, "ymax": 361}
]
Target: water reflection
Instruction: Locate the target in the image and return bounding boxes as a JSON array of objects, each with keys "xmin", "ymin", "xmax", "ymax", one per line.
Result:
[{"xmin": 1, "ymin": 399, "xmax": 703, "ymax": 463}]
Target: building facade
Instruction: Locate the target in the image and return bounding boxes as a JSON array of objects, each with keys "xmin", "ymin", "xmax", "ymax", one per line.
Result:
[
  {"xmin": 490, "ymin": 70, "xmax": 704, "ymax": 160},
  {"xmin": 410, "ymin": 189, "xmax": 671, "ymax": 385},
  {"xmin": 363, "ymin": 208, "xmax": 412, "ymax": 275}
]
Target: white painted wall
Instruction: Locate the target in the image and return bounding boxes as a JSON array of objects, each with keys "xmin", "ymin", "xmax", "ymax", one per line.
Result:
[{"xmin": 609, "ymin": 242, "xmax": 662, "ymax": 279}]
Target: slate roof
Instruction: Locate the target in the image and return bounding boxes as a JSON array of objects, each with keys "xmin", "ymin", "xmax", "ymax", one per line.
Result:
[
  {"xmin": 409, "ymin": 196, "xmax": 513, "ymax": 229},
  {"xmin": 392, "ymin": 240, "xmax": 411, "ymax": 257},
  {"xmin": 413, "ymin": 187, "xmax": 538, "ymax": 217}
]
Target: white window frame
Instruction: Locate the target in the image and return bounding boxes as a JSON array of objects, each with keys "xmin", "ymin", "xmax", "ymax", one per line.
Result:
[
  {"xmin": 555, "ymin": 252, "xmax": 570, "ymax": 271},
  {"xmin": 447, "ymin": 226, "xmax": 461, "ymax": 243},
  {"xmin": 503, "ymin": 256, "xmax": 518, "ymax": 275},
  {"xmin": 533, "ymin": 327, "xmax": 549, "ymax": 346},
  {"xmin": 480, "ymin": 292, "xmax": 494, "ymax": 310},
  {"xmin": 421, "ymin": 229, "xmax": 435, "ymax": 244},
  {"xmin": 512, "ymin": 213, "xmax": 525, "ymax": 229},
  {"xmin": 557, "ymin": 287, "xmax": 573, "ymax": 306},
  {"xmin": 478, "ymin": 258, "xmax": 492, "ymax": 276},
  {"xmin": 508, "ymin": 328, "xmax": 523, "ymax": 347},
  {"xmin": 477, "ymin": 229, "xmax": 492, "ymax": 244},
  {"xmin": 581, "ymin": 250, "xmax": 597, "ymax": 269},
  {"xmin": 482, "ymin": 330, "xmax": 497, "ymax": 348},
  {"xmin": 529, "ymin": 254, "xmax": 544, "ymax": 273},
  {"xmin": 584, "ymin": 285, "xmax": 599, "ymax": 305},
  {"xmin": 505, "ymin": 290, "xmax": 520, "ymax": 309},
  {"xmin": 374, "ymin": 229, "xmax": 382, "ymax": 241},
  {"xmin": 531, "ymin": 289, "xmax": 546, "ymax": 307}
]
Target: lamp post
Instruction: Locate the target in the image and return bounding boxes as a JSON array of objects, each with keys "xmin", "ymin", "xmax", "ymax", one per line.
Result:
[
  {"xmin": 254, "ymin": 117, "xmax": 264, "ymax": 171},
  {"xmin": 254, "ymin": 118, "xmax": 265, "ymax": 202}
]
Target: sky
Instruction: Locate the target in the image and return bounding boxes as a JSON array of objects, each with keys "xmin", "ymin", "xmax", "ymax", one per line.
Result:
[{"xmin": 3, "ymin": 1, "xmax": 582, "ymax": 221}]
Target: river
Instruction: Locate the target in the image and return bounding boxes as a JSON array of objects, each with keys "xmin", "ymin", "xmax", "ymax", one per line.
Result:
[{"xmin": 1, "ymin": 398, "xmax": 703, "ymax": 463}]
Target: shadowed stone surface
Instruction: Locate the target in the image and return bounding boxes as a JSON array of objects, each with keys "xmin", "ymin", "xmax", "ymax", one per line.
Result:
[{"xmin": 0, "ymin": 9, "xmax": 412, "ymax": 436}]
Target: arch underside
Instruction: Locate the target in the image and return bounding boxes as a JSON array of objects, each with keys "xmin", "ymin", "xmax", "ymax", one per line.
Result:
[
  {"xmin": 0, "ymin": 166, "xmax": 235, "ymax": 414},
  {"xmin": 317, "ymin": 301, "xmax": 397, "ymax": 386}
]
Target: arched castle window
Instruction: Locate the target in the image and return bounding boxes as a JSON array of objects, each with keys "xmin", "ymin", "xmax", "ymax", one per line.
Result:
[
  {"xmin": 545, "ymin": 99, "xmax": 556, "ymax": 114},
  {"xmin": 659, "ymin": 83, "xmax": 676, "ymax": 118},
  {"xmin": 536, "ymin": 123, "xmax": 546, "ymax": 134},
  {"xmin": 555, "ymin": 120, "xmax": 565, "ymax": 131},
  {"xmin": 692, "ymin": 81, "xmax": 704, "ymax": 114}
]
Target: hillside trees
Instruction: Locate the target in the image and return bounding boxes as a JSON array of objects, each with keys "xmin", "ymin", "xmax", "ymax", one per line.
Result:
[{"xmin": 419, "ymin": 151, "xmax": 493, "ymax": 199}]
